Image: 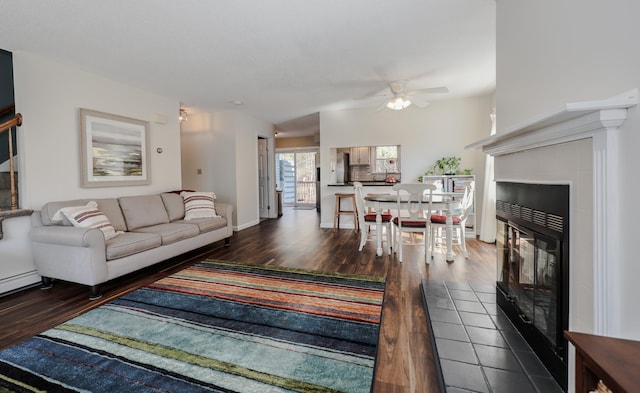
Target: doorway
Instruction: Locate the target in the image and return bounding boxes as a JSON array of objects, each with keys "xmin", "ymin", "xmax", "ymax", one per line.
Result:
[{"xmin": 276, "ymin": 151, "xmax": 317, "ymax": 208}]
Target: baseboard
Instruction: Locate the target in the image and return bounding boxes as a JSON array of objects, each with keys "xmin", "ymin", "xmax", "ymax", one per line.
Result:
[
  {"xmin": 234, "ymin": 219, "xmax": 261, "ymax": 232},
  {"xmin": 0, "ymin": 270, "xmax": 40, "ymax": 296}
]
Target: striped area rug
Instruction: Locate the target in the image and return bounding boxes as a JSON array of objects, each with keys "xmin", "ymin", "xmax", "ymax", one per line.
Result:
[{"xmin": 0, "ymin": 260, "xmax": 386, "ymax": 393}]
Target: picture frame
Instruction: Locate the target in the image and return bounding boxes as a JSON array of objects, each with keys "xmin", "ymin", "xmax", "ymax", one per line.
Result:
[{"xmin": 80, "ymin": 108, "xmax": 150, "ymax": 187}]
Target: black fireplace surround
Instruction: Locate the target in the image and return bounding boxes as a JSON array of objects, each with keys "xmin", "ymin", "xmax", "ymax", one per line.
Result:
[{"xmin": 495, "ymin": 182, "xmax": 569, "ymax": 391}]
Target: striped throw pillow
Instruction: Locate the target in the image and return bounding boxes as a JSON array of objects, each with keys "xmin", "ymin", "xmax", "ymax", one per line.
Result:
[
  {"xmin": 59, "ymin": 201, "xmax": 118, "ymax": 240},
  {"xmin": 181, "ymin": 191, "xmax": 219, "ymax": 220}
]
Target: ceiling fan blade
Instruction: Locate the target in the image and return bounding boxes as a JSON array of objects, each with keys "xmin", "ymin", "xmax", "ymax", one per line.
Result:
[
  {"xmin": 408, "ymin": 96, "xmax": 430, "ymax": 108},
  {"xmin": 353, "ymin": 88, "xmax": 392, "ymax": 101},
  {"xmin": 409, "ymin": 86, "xmax": 449, "ymax": 95},
  {"xmin": 375, "ymin": 100, "xmax": 389, "ymax": 111}
]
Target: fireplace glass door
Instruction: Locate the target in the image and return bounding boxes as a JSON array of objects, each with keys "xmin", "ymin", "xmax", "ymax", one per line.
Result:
[
  {"xmin": 497, "ymin": 219, "xmax": 561, "ymax": 350},
  {"xmin": 495, "ymin": 182, "xmax": 569, "ymax": 390}
]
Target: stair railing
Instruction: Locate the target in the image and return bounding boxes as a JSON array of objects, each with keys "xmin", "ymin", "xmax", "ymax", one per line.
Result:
[{"xmin": 0, "ymin": 107, "xmax": 23, "ymax": 210}]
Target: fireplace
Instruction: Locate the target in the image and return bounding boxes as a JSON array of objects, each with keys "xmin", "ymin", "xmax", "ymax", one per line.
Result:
[
  {"xmin": 495, "ymin": 181, "xmax": 569, "ymax": 390},
  {"xmin": 466, "ymin": 90, "xmax": 637, "ymax": 392}
]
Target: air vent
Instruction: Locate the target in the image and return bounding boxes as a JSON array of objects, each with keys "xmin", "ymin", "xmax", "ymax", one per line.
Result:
[
  {"xmin": 497, "ymin": 199, "xmax": 565, "ymax": 234},
  {"xmin": 532, "ymin": 210, "xmax": 546, "ymax": 226},
  {"xmin": 547, "ymin": 214, "xmax": 564, "ymax": 232}
]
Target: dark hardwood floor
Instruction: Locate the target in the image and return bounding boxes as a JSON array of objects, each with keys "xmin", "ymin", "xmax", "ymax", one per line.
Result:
[{"xmin": 0, "ymin": 207, "xmax": 497, "ymax": 393}]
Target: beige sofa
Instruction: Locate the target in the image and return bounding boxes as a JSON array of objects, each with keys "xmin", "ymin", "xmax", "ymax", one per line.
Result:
[{"xmin": 30, "ymin": 192, "xmax": 233, "ymax": 299}]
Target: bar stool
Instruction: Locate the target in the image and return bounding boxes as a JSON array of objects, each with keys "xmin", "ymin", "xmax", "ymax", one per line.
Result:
[{"xmin": 333, "ymin": 193, "xmax": 359, "ymax": 232}]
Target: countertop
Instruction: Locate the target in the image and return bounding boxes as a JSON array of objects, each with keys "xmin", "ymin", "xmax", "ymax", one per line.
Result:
[{"xmin": 327, "ymin": 181, "xmax": 400, "ymax": 187}]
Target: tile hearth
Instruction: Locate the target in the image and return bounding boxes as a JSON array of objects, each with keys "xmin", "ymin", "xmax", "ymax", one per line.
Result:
[{"xmin": 421, "ymin": 280, "xmax": 564, "ymax": 393}]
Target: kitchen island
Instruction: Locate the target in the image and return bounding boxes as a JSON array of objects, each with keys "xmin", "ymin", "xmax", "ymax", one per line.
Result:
[{"xmin": 324, "ymin": 182, "xmax": 397, "ymax": 232}]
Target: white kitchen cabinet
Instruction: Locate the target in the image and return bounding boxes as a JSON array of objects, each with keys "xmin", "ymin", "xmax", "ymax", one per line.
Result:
[{"xmin": 350, "ymin": 146, "xmax": 370, "ymax": 165}]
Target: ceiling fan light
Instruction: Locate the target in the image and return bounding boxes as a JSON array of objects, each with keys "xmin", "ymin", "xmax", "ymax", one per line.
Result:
[{"xmin": 386, "ymin": 96, "xmax": 412, "ymax": 110}]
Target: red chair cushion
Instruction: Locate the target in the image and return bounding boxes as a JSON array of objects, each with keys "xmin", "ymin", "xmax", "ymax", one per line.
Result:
[
  {"xmin": 364, "ymin": 213, "xmax": 392, "ymax": 222},
  {"xmin": 393, "ymin": 217, "xmax": 429, "ymax": 228},
  {"xmin": 430, "ymin": 214, "xmax": 461, "ymax": 224}
]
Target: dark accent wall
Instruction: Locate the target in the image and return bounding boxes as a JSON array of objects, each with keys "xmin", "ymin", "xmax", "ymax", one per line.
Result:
[{"xmin": 0, "ymin": 49, "xmax": 16, "ymax": 164}]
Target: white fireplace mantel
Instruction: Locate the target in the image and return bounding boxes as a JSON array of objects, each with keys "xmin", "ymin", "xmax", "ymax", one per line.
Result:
[
  {"xmin": 467, "ymin": 89, "xmax": 638, "ymax": 337},
  {"xmin": 466, "ymin": 89, "xmax": 638, "ymax": 156}
]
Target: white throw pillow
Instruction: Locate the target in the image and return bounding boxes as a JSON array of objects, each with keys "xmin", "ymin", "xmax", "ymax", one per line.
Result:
[
  {"xmin": 59, "ymin": 201, "xmax": 119, "ymax": 240},
  {"xmin": 51, "ymin": 208, "xmax": 69, "ymax": 224},
  {"xmin": 181, "ymin": 191, "xmax": 219, "ymax": 220}
]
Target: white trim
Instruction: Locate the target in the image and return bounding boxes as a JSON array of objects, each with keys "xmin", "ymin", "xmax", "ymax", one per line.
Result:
[
  {"xmin": 0, "ymin": 271, "xmax": 40, "ymax": 294},
  {"xmin": 592, "ymin": 129, "xmax": 620, "ymax": 336},
  {"xmin": 234, "ymin": 219, "xmax": 261, "ymax": 232},
  {"xmin": 466, "ymin": 89, "xmax": 637, "ymax": 156}
]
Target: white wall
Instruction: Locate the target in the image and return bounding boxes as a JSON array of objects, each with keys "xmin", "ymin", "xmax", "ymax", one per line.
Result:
[
  {"xmin": 0, "ymin": 51, "xmax": 182, "ymax": 294},
  {"xmin": 497, "ymin": 0, "xmax": 640, "ymax": 340},
  {"xmin": 181, "ymin": 109, "xmax": 274, "ymax": 230},
  {"xmin": 319, "ymin": 95, "xmax": 493, "ymax": 228},
  {"xmin": 13, "ymin": 52, "xmax": 182, "ymax": 208}
]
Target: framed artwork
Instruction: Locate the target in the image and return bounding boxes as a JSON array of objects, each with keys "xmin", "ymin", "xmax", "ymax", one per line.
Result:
[{"xmin": 80, "ymin": 108, "xmax": 150, "ymax": 187}]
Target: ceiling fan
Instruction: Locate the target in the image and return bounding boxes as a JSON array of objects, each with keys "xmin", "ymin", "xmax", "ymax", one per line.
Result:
[{"xmin": 362, "ymin": 80, "xmax": 449, "ymax": 111}]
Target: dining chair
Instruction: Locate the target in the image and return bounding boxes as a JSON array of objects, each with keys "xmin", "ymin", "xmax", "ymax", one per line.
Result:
[
  {"xmin": 353, "ymin": 182, "xmax": 393, "ymax": 253},
  {"xmin": 430, "ymin": 182, "xmax": 474, "ymax": 259},
  {"xmin": 365, "ymin": 192, "xmax": 392, "ymax": 227},
  {"xmin": 392, "ymin": 183, "xmax": 436, "ymax": 263}
]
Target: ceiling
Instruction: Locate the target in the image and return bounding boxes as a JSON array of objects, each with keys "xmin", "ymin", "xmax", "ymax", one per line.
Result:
[{"xmin": 0, "ymin": 0, "xmax": 496, "ymax": 138}]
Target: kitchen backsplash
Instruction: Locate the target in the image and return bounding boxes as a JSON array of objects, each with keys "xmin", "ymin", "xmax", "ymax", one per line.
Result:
[{"xmin": 350, "ymin": 166, "xmax": 401, "ymax": 182}]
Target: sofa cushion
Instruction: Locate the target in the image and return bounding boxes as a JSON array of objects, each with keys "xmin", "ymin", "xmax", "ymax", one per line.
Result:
[
  {"xmin": 105, "ymin": 232, "xmax": 162, "ymax": 260},
  {"xmin": 96, "ymin": 199, "xmax": 128, "ymax": 232},
  {"xmin": 181, "ymin": 191, "xmax": 219, "ymax": 220},
  {"xmin": 133, "ymin": 223, "xmax": 200, "ymax": 245},
  {"xmin": 173, "ymin": 216, "xmax": 227, "ymax": 233},
  {"xmin": 58, "ymin": 201, "xmax": 119, "ymax": 241},
  {"xmin": 42, "ymin": 198, "xmax": 126, "ymax": 231},
  {"xmin": 118, "ymin": 195, "xmax": 170, "ymax": 230},
  {"xmin": 161, "ymin": 193, "xmax": 185, "ymax": 221}
]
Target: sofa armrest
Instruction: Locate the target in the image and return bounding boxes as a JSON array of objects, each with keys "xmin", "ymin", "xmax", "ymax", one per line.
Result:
[
  {"xmin": 215, "ymin": 202, "xmax": 233, "ymax": 236},
  {"xmin": 216, "ymin": 202, "xmax": 232, "ymax": 220},
  {"xmin": 30, "ymin": 225, "xmax": 106, "ymax": 248}
]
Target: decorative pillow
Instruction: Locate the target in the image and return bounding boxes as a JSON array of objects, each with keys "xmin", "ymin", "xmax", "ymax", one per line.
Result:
[
  {"xmin": 51, "ymin": 209, "xmax": 70, "ymax": 225},
  {"xmin": 59, "ymin": 201, "xmax": 119, "ymax": 240},
  {"xmin": 181, "ymin": 191, "xmax": 219, "ymax": 220}
]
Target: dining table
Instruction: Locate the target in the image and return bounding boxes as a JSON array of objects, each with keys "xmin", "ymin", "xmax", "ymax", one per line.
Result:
[{"xmin": 364, "ymin": 193, "xmax": 462, "ymax": 261}]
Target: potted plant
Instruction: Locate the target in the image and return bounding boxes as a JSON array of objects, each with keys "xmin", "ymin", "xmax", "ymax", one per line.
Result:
[
  {"xmin": 418, "ymin": 156, "xmax": 471, "ymax": 182},
  {"xmin": 438, "ymin": 156, "xmax": 461, "ymax": 175}
]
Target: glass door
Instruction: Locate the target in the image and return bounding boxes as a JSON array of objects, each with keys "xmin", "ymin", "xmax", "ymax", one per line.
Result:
[
  {"xmin": 533, "ymin": 235, "xmax": 561, "ymax": 348},
  {"xmin": 496, "ymin": 218, "xmax": 510, "ymax": 295},
  {"xmin": 514, "ymin": 226, "xmax": 535, "ymax": 322},
  {"xmin": 276, "ymin": 151, "xmax": 317, "ymax": 207}
]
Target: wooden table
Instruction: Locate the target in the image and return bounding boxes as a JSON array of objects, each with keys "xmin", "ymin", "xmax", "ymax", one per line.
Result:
[
  {"xmin": 364, "ymin": 194, "xmax": 460, "ymax": 261},
  {"xmin": 565, "ymin": 331, "xmax": 640, "ymax": 393}
]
